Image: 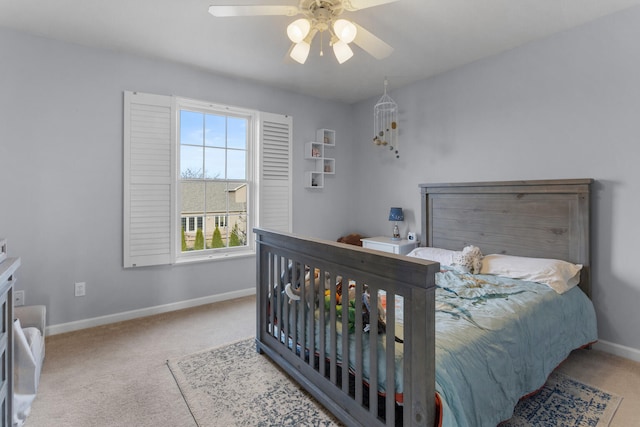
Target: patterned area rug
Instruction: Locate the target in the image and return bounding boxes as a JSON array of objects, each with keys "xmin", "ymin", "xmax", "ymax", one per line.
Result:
[
  {"xmin": 168, "ymin": 338, "xmax": 622, "ymax": 427},
  {"xmin": 501, "ymin": 371, "xmax": 622, "ymax": 427},
  {"xmin": 167, "ymin": 338, "xmax": 341, "ymax": 426}
]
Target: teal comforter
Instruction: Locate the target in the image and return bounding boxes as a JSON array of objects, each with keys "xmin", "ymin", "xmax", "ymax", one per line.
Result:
[
  {"xmin": 434, "ymin": 269, "xmax": 597, "ymax": 427},
  {"xmin": 292, "ymin": 268, "xmax": 597, "ymax": 426}
]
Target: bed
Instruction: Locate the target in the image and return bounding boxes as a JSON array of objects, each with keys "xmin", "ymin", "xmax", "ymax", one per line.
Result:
[{"xmin": 254, "ymin": 179, "xmax": 596, "ymax": 427}]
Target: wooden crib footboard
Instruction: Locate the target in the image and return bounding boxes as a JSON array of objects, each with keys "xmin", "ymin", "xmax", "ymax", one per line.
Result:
[{"xmin": 254, "ymin": 228, "xmax": 439, "ymax": 427}]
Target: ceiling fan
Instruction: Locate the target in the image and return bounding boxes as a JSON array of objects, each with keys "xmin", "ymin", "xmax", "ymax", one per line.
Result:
[{"xmin": 208, "ymin": 0, "xmax": 398, "ymax": 64}]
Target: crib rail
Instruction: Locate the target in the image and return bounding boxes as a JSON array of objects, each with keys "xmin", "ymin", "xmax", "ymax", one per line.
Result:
[{"xmin": 254, "ymin": 228, "xmax": 438, "ymax": 427}]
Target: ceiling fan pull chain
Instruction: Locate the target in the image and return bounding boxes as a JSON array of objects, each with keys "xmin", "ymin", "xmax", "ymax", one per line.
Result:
[{"xmin": 320, "ymin": 31, "xmax": 324, "ymax": 56}]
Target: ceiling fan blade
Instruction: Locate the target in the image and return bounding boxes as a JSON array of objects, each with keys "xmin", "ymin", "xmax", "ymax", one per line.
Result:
[
  {"xmin": 343, "ymin": 0, "xmax": 399, "ymax": 12},
  {"xmin": 208, "ymin": 5, "xmax": 300, "ymax": 17},
  {"xmin": 352, "ymin": 23, "xmax": 393, "ymax": 59}
]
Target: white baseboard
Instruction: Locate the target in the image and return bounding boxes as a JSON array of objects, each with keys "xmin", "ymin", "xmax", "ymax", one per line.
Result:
[
  {"xmin": 46, "ymin": 288, "xmax": 256, "ymax": 336},
  {"xmin": 593, "ymin": 339, "xmax": 640, "ymax": 363}
]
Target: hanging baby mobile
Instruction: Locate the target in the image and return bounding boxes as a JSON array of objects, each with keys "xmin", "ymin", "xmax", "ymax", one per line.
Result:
[{"xmin": 373, "ymin": 78, "xmax": 399, "ymax": 159}]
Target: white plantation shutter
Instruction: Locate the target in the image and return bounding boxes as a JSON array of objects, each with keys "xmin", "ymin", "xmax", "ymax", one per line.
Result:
[
  {"xmin": 259, "ymin": 113, "xmax": 292, "ymax": 232},
  {"xmin": 123, "ymin": 91, "xmax": 174, "ymax": 267},
  {"xmin": 123, "ymin": 92, "xmax": 292, "ymax": 267}
]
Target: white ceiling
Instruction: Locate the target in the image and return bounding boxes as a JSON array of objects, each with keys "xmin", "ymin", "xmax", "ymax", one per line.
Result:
[{"xmin": 2, "ymin": 0, "xmax": 639, "ymax": 104}]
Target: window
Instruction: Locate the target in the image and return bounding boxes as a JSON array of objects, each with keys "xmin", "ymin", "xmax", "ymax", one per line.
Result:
[
  {"xmin": 214, "ymin": 215, "xmax": 227, "ymax": 228},
  {"xmin": 123, "ymin": 91, "xmax": 292, "ymax": 268},
  {"xmin": 178, "ymin": 103, "xmax": 250, "ymax": 257},
  {"xmin": 181, "ymin": 216, "xmax": 204, "ymax": 232}
]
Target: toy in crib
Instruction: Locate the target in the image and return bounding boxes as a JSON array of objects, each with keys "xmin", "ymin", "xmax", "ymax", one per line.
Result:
[
  {"xmin": 282, "ymin": 263, "xmax": 392, "ymax": 338},
  {"xmin": 283, "ymin": 263, "xmax": 330, "ymax": 307}
]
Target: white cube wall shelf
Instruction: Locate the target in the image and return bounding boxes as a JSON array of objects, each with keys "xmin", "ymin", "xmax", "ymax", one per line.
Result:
[{"xmin": 304, "ymin": 129, "xmax": 335, "ymax": 189}]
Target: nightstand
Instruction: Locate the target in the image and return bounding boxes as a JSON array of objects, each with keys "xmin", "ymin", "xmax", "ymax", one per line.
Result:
[{"xmin": 360, "ymin": 236, "xmax": 418, "ymax": 255}]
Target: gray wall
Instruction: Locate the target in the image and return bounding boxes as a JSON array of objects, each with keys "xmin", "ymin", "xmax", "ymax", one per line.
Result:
[
  {"xmin": 0, "ymin": 28, "xmax": 354, "ymax": 326},
  {"xmin": 2, "ymin": 5, "xmax": 640, "ymax": 355},
  {"xmin": 349, "ymin": 7, "xmax": 640, "ymax": 353}
]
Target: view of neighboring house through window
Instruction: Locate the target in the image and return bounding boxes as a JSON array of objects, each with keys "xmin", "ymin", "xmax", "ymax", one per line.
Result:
[{"xmin": 179, "ymin": 107, "xmax": 249, "ymax": 253}]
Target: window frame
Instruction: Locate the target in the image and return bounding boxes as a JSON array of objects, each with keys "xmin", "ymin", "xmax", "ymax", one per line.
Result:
[
  {"xmin": 123, "ymin": 91, "xmax": 292, "ymax": 268},
  {"xmin": 175, "ymin": 98, "xmax": 256, "ymax": 263}
]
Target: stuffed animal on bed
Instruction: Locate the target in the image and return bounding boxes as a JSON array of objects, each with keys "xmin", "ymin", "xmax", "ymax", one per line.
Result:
[{"xmin": 452, "ymin": 245, "xmax": 484, "ymax": 274}]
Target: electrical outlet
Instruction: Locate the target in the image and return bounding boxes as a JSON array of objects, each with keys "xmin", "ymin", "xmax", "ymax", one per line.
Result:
[
  {"xmin": 14, "ymin": 290, "xmax": 25, "ymax": 306},
  {"xmin": 75, "ymin": 282, "xmax": 86, "ymax": 297}
]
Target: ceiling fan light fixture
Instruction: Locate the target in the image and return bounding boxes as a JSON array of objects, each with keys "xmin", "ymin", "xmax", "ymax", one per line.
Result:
[
  {"xmin": 290, "ymin": 41, "xmax": 311, "ymax": 64},
  {"xmin": 332, "ymin": 40, "xmax": 354, "ymax": 64},
  {"xmin": 287, "ymin": 18, "xmax": 311, "ymax": 43},
  {"xmin": 333, "ymin": 19, "xmax": 357, "ymax": 43},
  {"xmin": 208, "ymin": 0, "xmax": 396, "ymax": 65}
]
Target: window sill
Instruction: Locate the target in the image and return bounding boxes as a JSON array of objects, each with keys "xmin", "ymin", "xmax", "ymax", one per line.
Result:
[{"xmin": 175, "ymin": 249, "xmax": 255, "ymax": 265}]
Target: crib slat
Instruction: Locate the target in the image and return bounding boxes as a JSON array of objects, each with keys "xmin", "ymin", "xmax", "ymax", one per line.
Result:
[
  {"xmin": 291, "ymin": 261, "xmax": 299, "ymax": 355},
  {"xmin": 318, "ymin": 271, "xmax": 327, "ymax": 378},
  {"xmin": 341, "ymin": 280, "xmax": 350, "ymax": 396},
  {"xmin": 282, "ymin": 257, "xmax": 289, "ymax": 343},
  {"xmin": 309, "ymin": 265, "xmax": 317, "ymax": 369},
  {"xmin": 369, "ymin": 285, "xmax": 379, "ymax": 417},
  {"xmin": 352, "ymin": 280, "xmax": 361, "ymax": 404},
  {"xmin": 277, "ymin": 255, "xmax": 284, "ymax": 341},
  {"xmin": 385, "ymin": 291, "xmax": 396, "ymax": 426},
  {"xmin": 299, "ymin": 261, "xmax": 306, "ymax": 359},
  {"xmin": 329, "ymin": 273, "xmax": 338, "ymax": 385},
  {"xmin": 272, "ymin": 254, "xmax": 278, "ymax": 339},
  {"xmin": 402, "ymin": 292, "xmax": 413, "ymax": 426}
]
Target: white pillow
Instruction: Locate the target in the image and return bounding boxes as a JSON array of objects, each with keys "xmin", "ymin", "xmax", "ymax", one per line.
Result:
[
  {"xmin": 479, "ymin": 254, "xmax": 582, "ymax": 294},
  {"xmin": 407, "ymin": 247, "xmax": 456, "ymax": 266}
]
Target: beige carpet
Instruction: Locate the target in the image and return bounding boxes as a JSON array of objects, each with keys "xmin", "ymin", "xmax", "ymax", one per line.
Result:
[
  {"xmin": 26, "ymin": 296, "xmax": 256, "ymax": 427},
  {"xmin": 25, "ymin": 295, "xmax": 640, "ymax": 426}
]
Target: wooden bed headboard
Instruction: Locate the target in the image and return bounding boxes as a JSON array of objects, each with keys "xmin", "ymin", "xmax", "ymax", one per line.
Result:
[{"xmin": 419, "ymin": 179, "xmax": 592, "ymax": 297}]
